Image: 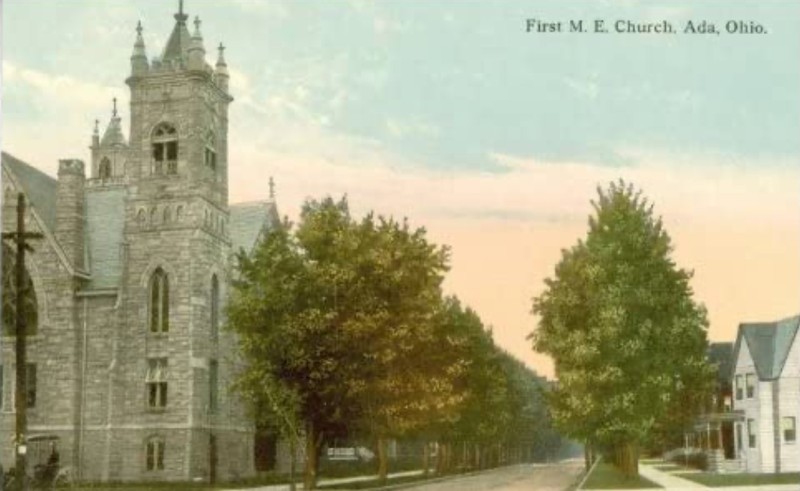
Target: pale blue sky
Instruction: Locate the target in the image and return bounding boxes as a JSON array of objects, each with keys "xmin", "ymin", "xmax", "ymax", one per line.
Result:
[
  {"xmin": 3, "ymin": 1, "xmax": 799, "ymax": 376},
  {"xmin": 4, "ymin": 1, "xmax": 799, "ymax": 170}
]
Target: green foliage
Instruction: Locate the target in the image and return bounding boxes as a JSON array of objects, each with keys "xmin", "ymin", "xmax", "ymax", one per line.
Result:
[
  {"xmin": 2, "ymin": 243, "xmax": 38, "ymax": 335},
  {"xmin": 531, "ymin": 180, "xmax": 713, "ymax": 451},
  {"xmin": 228, "ymin": 194, "xmax": 564, "ymax": 484}
]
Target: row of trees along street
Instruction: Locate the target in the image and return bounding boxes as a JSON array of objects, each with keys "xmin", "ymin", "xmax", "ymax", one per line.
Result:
[
  {"xmin": 531, "ymin": 181, "xmax": 715, "ymax": 479},
  {"xmin": 227, "ymin": 196, "xmax": 563, "ymax": 490}
]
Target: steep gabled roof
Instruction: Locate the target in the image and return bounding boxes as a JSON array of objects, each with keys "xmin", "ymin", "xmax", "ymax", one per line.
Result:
[
  {"xmin": 229, "ymin": 200, "xmax": 280, "ymax": 255},
  {"xmin": 732, "ymin": 315, "xmax": 800, "ymax": 381},
  {"xmin": 1, "ymin": 151, "xmax": 58, "ymax": 231}
]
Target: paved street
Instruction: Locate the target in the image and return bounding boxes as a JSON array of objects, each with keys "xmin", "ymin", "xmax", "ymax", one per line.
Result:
[{"xmin": 401, "ymin": 461, "xmax": 584, "ymax": 491}]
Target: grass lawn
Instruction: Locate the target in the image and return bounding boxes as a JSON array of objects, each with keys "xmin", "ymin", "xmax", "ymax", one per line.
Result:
[
  {"xmin": 581, "ymin": 463, "xmax": 662, "ymax": 489},
  {"xmin": 674, "ymin": 472, "xmax": 800, "ymax": 487}
]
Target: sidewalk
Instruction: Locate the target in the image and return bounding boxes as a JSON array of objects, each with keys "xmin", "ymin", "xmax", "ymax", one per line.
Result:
[{"xmin": 634, "ymin": 462, "xmax": 799, "ymax": 491}]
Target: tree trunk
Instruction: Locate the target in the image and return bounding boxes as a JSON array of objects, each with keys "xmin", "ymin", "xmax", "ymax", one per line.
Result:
[
  {"xmin": 436, "ymin": 441, "xmax": 444, "ymax": 475},
  {"xmin": 422, "ymin": 441, "xmax": 430, "ymax": 476},
  {"xmin": 289, "ymin": 434, "xmax": 297, "ymax": 491},
  {"xmin": 474, "ymin": 443, "xmax": 480, "ymax": 470},
  {"xmin": 304, "ymin": 422, "xmax": 321, "ymax": 490},
  {"xmin": 616, "ymin": 441, "xmax": 639, "ymax": 478},
  {"xmin": 377, "ymin": 436, "xmax": 389, "ymax": 483}
]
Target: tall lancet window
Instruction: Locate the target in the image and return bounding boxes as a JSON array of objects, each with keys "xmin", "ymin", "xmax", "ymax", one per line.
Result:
[
  {"xmin": 99, "ymin": 157, "xmax": 112, "ymax": 179},
  {"xmin": 151, "ymin": 123, "xmax": 178, "ymax": 175},
  {"xmin": 210, "ymin": 274, "xmax": 220, "ymax": 338},
  {"xmin": 149, "ymin": 268, "xmax": 169, "ymax": 333},
  {"xmin": 204, "ymin": 132, "xmax": 217, "ymax": 171}
]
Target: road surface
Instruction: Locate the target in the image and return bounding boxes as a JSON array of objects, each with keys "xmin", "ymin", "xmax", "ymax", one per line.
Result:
[{"xmin": 402, "ymin": 460, "xmax": 584, "ymax": 491}]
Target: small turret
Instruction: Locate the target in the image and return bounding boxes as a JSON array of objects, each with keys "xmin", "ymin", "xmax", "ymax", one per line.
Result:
[
  {"xmin": 101, "ymin": 98, "xmax": 127, "ymax": 148},
  {"xmin": 91, "ymin": 119, "xmax": 100, "ymax": 149},
  {"xmin": 187, "ymin": 16, "xmax": 206, "ymax": 71},
  {"xmin": 215, "ymin": 43, "xmax": 229, "ymax": 92},
  {"xmin": 131, "ymin": 21, "xmax": 149, "ymax": 76}
]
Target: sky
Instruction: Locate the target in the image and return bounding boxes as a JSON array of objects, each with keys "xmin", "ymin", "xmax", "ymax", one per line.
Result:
[{"xmin": 2, "ymin": 1, "xmax": 799, "ymax": 379}]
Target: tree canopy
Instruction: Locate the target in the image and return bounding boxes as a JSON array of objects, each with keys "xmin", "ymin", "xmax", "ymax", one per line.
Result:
[
  {"xmin": 530, "ymin": 180, "xmax": 713, "ymax": 476},
  {"xmin": 228, "ymin": 195, "xmax": 564, "ymax": 488}
]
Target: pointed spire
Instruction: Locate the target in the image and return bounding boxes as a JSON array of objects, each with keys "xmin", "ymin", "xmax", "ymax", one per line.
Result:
[
  {"xmin": 131, "ymin": 20, "xmax": 149, "ymax": 75},
  {"xmin": 91, "ymin": 118, "xmax": 100, "ymax": 148},
  {"xmin": 215, "ymin": 42, "xmax": 230, "ymax": 91},
  {"xmin": 101, "ymin": 98, "xmax": 127, "ymax": 148},
  {"xmin": 162, "ymin": 0, "xmax": 192, "ymax": 64},
  {"xmin": 187, "ymin": 15, "xmax": 206, "ymax": 70},
  {"xmin": 269, "ymin": 177, "xmax": 275, "ymax": 200},
  {"xmin": 175, "ymin": 0, "xmax": 188, "ymax": 23},
  {"xmin": 216, "ymin": 43, "xmax": 227, "ymax": 67}
]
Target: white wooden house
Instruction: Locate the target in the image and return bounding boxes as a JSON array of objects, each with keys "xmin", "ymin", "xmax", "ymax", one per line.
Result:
[{"xmin": 731, "ymin": 315, "xmax": 799, "ymax": 473}]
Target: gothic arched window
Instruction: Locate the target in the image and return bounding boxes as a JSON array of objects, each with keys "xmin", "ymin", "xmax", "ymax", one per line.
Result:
[
  {"xmin": 99, "ymin": 157, "xmax": 112, "ymax": 179},
  {"xmin": 149, "ymin": 268, "xmax": 169, "ymax": 333},
  {"xmin": 204, "ymin": 132, "xmax": 217, "ymax": 171},
  {"xmin": 145, "ymin": 435, "xmax": 166, "ymax": 471},
  {"xmin": 151, "ymin": 123, "xmax": 178, "ymax": 175},
  {"xmin": 210, "ymin": 274, "xmax": 219, "ymax": 339},
  {"xmin": 2, "ymin": 244, "xmax": 38, "ymax": 335}
]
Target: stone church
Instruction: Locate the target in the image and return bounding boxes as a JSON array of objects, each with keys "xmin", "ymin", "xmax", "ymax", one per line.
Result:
[{"xmin": 1, "ymin": 2, "xmax": 277, "ymax": 482}]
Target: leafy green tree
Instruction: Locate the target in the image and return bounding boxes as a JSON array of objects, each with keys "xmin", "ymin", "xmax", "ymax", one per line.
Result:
[
  {"xmin": 229, "ymin": 199, "xmax": 361, "ymax": 490},
  {"xmin": 228, "ymin": 196, "xmax": 456, "ymax": 488},
  {"xmin": 530, "ymin": 180, "xmax": 713, "ymax": 477},
  {"xmin": 340, "ymin": 214, "xmax": 452, "ymax": 482}
]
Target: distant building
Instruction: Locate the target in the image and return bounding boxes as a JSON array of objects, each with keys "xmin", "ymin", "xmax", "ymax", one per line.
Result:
[
  {"xmin": 688, "ymin": 342, "xmax": 744, "ymax": 473},
  {"xmin": 1, "ymin": 2, "xmax": 278, "ymax": 482},
  {"xmin": 731, "ymin": 315, "xmax": 799, "ymax": 473}
]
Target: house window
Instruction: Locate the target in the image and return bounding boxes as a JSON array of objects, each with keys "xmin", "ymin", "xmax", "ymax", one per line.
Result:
[
  {"xmin": 209, "ymin": 359, "xmax": 218, "ymax": 413},
  {"xmin": 747, "ymin": 419, "xmax": 756, "ymax": 448},
  {"xmin": 146, "ymin": 358, "xmax": 168, "ymax": 409},
  {"xmin": 149, "ymin": 268, "xmax": 169, "ymax": 333},
  {"xmin": 151, "ymin": 123, "xmax": 178, "ymax": 175},
  {"xmin": 145, "ymin": 437, "xmax": 165, "ymax": 471},
  {"xmin": 783, "ymin": 417, "xmax": 796, "ymax": 443},
  {"xmin": 211, "ymin": 275, "xmax": 219, "ymax": 339},
  {"xmin": 745, "ymin": 373, "xmax": 755, "ymax": 398},
  {"xmin": 734, "ymin": 375, "xmax": 743, "ymax": 400},
  {"xmin": 736, "ymin": 423, "xmax": 743, "ymax": 450},
  {"xmin": 99, "ymin": 157, "xmax": 112, "ymax": 179}
]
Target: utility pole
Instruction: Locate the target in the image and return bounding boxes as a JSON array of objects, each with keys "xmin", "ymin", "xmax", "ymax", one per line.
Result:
[{"xmin": 2, "ymin": 193, "xmax": 43, "ymax": 491}]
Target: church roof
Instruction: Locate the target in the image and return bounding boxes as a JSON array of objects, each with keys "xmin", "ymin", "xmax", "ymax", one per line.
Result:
[
  {"xmin": 84, "ymin": 187, "xmax": 126, "ymax": 289},
  {"xmin": 100, "ymin": 114, "xmax": 127, "ymax": 147},
  {"xmin": 229, "ymin": 200, "xmax": 280, "ymax": 254},
  {"xmin": 733, "ymin": 315, "xmax": 800, "ymax": 381},
  {"xmin": 1, "ymin": 152, "xmax": 58, "ymax": 231},
  {"xmin": 161, "ymin": 12, "xmax": 192, "ymax": 63}
]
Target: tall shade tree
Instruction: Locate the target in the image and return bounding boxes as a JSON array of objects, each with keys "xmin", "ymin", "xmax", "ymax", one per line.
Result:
[
  {"xmin": 530, "ymin": 180, "xmax": 713, "ymax": 477},
  {"xmin": 228, "ymin": 198, "xmax": 362, "ymax": 490},
  {"xmin": 228, "ymin": 196, "xmax": 456, "ymax": 488}
]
